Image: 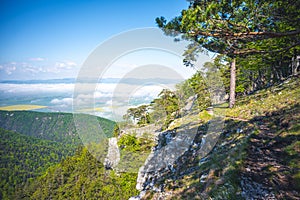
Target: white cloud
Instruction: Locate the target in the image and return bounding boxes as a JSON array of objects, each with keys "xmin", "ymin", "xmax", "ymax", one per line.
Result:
[
  {"xmin": 65, "ymin": 61, "xmax": 77, "ymax": 67},
  {"xmin": 0, "ymin": 83, "xmax": 74, "ymax": 94},
  {"xmin": 0, "ymin": 63, "xmax": 17, "ymax": 75},
  {"xmin": 5, "ymin": 66, "xmax": 16, "ymax": 75},
  {"xmin": 50, "ymin": 98, "xmax": 73, "ymax": 105},
  {"xmin": 0, "ymin": 58, "xmax": 79, "ymax": 79},
  {"xmin": 29, "ymin": 57, "xmax": 45, "ymax": 61},
  {"xmin": 55, "ymin": 62, "xmax": 67, "ymax": 68},
  {"xmin": 23, "ymin": 66, "xmax": 43, "ymax": 74},
  {"xmin": 55, "ymin": 61, "xmax": 77, "ymax": 70},
  {"xmin": 131, "ymin": 85, "xmax": 164, "ymax": 98},
  {"xmin": 105, "ymin": 100, "xmax": 112, "ymax": 105},
  {"xmin": 94, "ymin": 91, "xmax": 112, "ymax": 98}
]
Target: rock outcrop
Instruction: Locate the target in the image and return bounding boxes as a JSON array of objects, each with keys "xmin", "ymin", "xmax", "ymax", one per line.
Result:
[
  {"xmin": 133, "ymin": 117, "xmax": 224, "ymax": 199},
  {"xmin": 104, "ymin": 137, "xmax": 120, "ymax": 170}
]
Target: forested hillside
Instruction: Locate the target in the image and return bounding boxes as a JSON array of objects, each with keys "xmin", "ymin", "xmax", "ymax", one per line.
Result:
[
  {"xmin": 14, "ymin": 147, "xmax": 139, "ymax": 200},
  {"xmin": 0, "ymin": 111, "xmax": 115, "ymax": 144},
  {"xmin": 0, "ymin": 128, "xmax": 75, "ymax": 199},
  {"xmin": 0, "ymin": 111, "xmax": 116, "ymax": 199}
]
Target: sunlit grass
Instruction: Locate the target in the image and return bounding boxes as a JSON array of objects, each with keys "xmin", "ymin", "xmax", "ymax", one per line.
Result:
[
  {"xmin": 0, "ymin": 104, "xmax": 47, "ymax": 111},
  {"xmin": 224, "ymin": 78, "xmax": 300, "ymax": 120}
]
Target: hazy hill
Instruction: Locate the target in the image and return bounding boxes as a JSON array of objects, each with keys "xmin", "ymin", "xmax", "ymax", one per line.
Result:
[{"xmin": 0, "ymin": 110, "xmax": 115, "ymax": 144}]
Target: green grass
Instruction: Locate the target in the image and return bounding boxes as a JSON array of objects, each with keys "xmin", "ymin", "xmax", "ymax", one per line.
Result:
[{"xmin": 225, "ymin": 78, "xmax": 300, "ymax": 120}]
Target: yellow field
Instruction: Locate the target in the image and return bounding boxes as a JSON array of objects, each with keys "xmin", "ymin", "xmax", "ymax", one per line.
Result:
[
  {"xmin": 0, "ymin": 104, "xmax": 47, "ymax": 111},
  {"xmin": 77, "ymin": 107, "xmax": 104, "ymax": 112}
]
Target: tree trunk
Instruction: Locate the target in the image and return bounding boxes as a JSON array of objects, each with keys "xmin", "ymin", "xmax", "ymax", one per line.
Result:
[{"xmin": 229, "ymin": 58, "xmax": 236, "ymax": 108}]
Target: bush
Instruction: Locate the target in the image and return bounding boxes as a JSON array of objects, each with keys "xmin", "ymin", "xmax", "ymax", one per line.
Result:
[{"xmin": 117, "ymin": 134, "xmax": 140, "ymax": 152}]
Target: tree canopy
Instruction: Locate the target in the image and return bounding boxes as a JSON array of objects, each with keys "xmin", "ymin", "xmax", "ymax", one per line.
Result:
[
  {"xmin": 156, "ymin": 0, "xmax": 300, "ymax": 107},
  {"xmin": 157, "ymin": 0, "xmax": 299, "ymax": 57},
  {"xmin": 123, "ymin": 72, "xmax": 211, "ymax": 130}
]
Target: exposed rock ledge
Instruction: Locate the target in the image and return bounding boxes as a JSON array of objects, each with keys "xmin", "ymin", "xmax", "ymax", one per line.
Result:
[
  {"xmin": 131, "ymin": 118, "xmax": 224, "ymax": 199},
  {"xmin": 104, "ymin": 137, "xmax": 120, "ymax": 170}
]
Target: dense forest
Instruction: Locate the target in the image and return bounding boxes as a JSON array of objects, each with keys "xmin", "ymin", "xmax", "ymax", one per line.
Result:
[
  {"xmin": 0, "ymin": 111, "xmax": 115, "ymax": 144},
  {"xmin": 13, "ymin": 147, "xmax": 139, "ymax": 200},
  {"xmin": 0, "ymin": 128, "xmax": 75, "ymax": 199},
  {"xmin": 0, "ymin": 111, "xmax": 116, "ymax": 199}
]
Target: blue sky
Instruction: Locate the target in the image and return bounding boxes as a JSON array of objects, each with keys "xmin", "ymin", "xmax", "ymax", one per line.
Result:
[{"xmin": 0, "ymin": 0, "xmax": 190, "ymax": 80}]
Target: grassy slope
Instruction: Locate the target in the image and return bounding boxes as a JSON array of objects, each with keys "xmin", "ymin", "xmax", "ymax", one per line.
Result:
[{"xmin": 145, "ymin": 76, "xmax": 300, "ymax": 199}]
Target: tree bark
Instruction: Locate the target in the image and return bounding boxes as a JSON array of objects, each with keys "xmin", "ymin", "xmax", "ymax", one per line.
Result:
[{"xmin": 229, "ymin": 58, "xmax": 236, "ymax": 108}]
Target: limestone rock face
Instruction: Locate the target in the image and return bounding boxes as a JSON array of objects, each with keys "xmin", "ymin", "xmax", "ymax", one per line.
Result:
[
  {"xmin": 104, "ymin": 137, "xmax": 120, "ymax": 170},
  {"xmin": 135, "ymin": 117, "xmax": 224, "ymax": 198},
  {"xmin": 136, "ymin": 127, "xmax": 198, "ymax": 191}
]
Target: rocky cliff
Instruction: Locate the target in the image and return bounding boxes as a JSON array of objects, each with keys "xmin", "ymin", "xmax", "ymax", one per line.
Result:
[{"xmin": 129, "ymin": 77, "xmax": 300, "ymax": 199}]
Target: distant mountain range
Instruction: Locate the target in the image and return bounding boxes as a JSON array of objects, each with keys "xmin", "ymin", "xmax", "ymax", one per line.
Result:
[
  {"xmin": 0, "ymin": 78, "xmax": 75, "ymax": 84},
  {"xmin": 0, "ymin": 77, "xmax": 183, "ymax": 85}
]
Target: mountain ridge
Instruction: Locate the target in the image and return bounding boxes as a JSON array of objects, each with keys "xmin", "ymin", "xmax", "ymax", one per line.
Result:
[{"xmin": 1, "ymin": 76, "xmax": 299, "ymax": 200}]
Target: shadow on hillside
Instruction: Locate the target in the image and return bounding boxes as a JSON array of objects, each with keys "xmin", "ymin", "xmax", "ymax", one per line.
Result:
[
  {"xmin": 172, "ymin": 103, "xmax": 300, "ymax": 199},
  {"xmin": 250, "ymin": 103, "xmax": 300, "ymax": 130}
]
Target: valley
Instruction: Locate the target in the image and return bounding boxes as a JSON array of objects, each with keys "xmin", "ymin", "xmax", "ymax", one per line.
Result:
[{"xmin": 1, "ymin": 75, "xmax": 298, "ymax": 200}]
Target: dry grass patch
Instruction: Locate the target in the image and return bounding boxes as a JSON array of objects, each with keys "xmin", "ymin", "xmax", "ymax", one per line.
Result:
[{"xmin": 0, "ymin": 104, "xmax": 47, "ymax": 111}]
